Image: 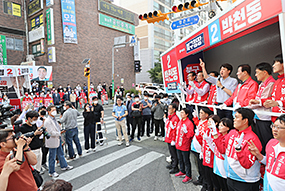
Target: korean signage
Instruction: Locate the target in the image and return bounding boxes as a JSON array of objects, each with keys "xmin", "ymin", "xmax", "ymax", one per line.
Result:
[
  {"xmin": 46, "ymin": 0, "xmax": 54, "ymax": 7},
  {"xmin": 47, "ymin": 8, "xmax": 55, "ymax": 45},
  {"xmin": 0, "ymin": 67, "xmax": 29, "ymax": 77},
  {"xmin": 48, "ymin": 47, "xmax": 56, "ymax": 63},
  {"xmin": 161, "ymin": 49, "xmax": 181, "ymax": 93},
  {"xmin": 29, "ymin": 26, "xmax": 45, "ymax": 43},
  {"xmin": 28, "ymin": 0, "xmax": 43, "ymax": 17},
  {"xmin": 3, "ymin": 1, "xmax": 21, "ymax": 17},
  {"xmin": 98, "ymin": 13, "xmax": 135, "ymax": 35},
  {"xmin": 31, "ymin": 14, "xmax": 43, "ymax": 30},
  {"xmin": 0, "ymin": 35, "xmax": 7, "ymax": 65},
  {"xmin": 61, "ymin": 0, "xmax": 78, "ymax": 44},
  {"xmin": 98, "ymin": 0, "xmax": 135, "ymax": 24},
  {"xmin": 171, "ymin": 15, "xmax": 200, "ymax": 30},
  {"xmin": 32, "ymin": 40, "xmax": 45, "ymax": 57},
  {"xmin": 174, "ymin": 0, "xmax": 282, "ymax": 60},
  {"xmin": 185, "ymin": 33, "xmax": 205, "ymax": 53}
]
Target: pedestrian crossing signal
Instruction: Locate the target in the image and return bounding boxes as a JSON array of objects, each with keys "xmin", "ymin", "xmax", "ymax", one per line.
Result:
[
  {"xmin": 84, "ymin": 67, "xmax": 90, "ymax": 77},
  {"xmin": 134, "ymin": 61, "xmax": 141, "ymax": 73}
]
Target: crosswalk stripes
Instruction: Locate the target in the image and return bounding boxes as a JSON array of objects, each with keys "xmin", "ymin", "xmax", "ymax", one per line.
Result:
[
  {"xmin": 75, "ymin": 152, "xmax": 164, "ymax": 191},
  {"xmin": 48, "ymin": 112, "xmax": 166, "ymax": 191}
]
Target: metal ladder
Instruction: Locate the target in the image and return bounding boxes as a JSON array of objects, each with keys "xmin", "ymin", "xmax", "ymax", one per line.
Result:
[{"xmin": 95, "ymin": 122, "xmax": 108, "ymax": 145}]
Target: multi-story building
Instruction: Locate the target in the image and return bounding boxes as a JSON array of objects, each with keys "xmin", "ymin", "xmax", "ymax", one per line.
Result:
[
  {"xmin": 118, "ymin": 0, "xmax": 174, "ymax": 83},
  {"xmin": 1, "ymin": 0, "xmax": 138, "ymax": 90}
]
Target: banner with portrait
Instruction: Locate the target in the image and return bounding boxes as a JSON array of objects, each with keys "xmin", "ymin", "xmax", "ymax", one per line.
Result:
[{"xmin": 30, "ymin": 66, "xmax": 52, "ymax": 81}]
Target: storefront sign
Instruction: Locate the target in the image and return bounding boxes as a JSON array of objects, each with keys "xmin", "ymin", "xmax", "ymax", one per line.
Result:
[
  {"xmin": 32, "ymin": 42, "xmax": 44, "ymax": 57},
  {"xmin": 61, "ymin": 0, "xmax": 78, "ymax": 44},
  {"xmin": 98, "ymin": 13, "xmax": 135, "ymax": 35},
  {"xmin": 98, "ymin": 0, "xmax": 135, "ymax": 24},
  {"xmin": 29, "ymin": 26, "xmax": 44, "ymax": 43},
  {"xmin": 161, "ymin": 49, "xmax": 181, "ymax": 93},
  {"xmin": 47, "ymin": 8, "xmax": 55, "ymax": 45},
  {"xmin": 46, "ymin": 0, "xmax": 54, "ymax": 7},
  {"xmin": 0, "ymin": 35, "xmax": 7, "ymax": 65},
  {"xmin": 31, "ymin": 14, "xmax": 43, "ymax": 30},
  {"xmin": 3, "ymin": 1, "xmax": 21, "ymax": 17},
  {"xmin": 28, "ymin": 0, "xmax": 43, "ymax": 16},
  {"xmin": 48, "ymin": 47, "xmax": 56, "ymax": 63}
]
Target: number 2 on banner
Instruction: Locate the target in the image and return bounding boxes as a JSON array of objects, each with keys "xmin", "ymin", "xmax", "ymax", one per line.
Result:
[
  {"xmin": 7, "ymin": 69, "xmax": 13, "ymax": 75},
  {"xmin": 167, "ymin": 55, "xmax": 171, "ymax": 69},
  {"xmin": 208, "ymin": 20, "xmax": 221, "ymax": 46}
]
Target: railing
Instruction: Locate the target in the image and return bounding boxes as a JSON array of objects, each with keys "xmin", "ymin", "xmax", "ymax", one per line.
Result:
[{"xmin": 174, "ymin": 93, "xmax": 283, "ymax": 118}]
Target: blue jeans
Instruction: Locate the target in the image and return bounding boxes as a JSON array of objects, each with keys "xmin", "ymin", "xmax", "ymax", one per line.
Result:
[
  {"xmin": 48, "ymin": 139, "xmax": 68, "ymax": 174},
  {"xmin": 65, "ymin": 127, "xmax": 82, "ymax": 158}
]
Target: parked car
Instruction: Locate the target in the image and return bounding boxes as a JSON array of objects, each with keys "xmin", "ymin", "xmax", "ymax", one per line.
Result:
[{"xmin": 142, "ymin": 86, "xmax": 166, "ymax": 97}]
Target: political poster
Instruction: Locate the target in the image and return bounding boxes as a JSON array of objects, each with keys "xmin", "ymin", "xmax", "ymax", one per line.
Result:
[
  {"xmin": 30, "ymin": 66, "xmax": 52, "ymax": 81},
  {"xmin": 61, "ymin": 0, "xmax": 78, "ymax": 44}
]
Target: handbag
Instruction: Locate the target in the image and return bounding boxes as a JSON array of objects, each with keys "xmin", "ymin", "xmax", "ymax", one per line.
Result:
[
  {"xmin": 30, "ymin": 165, "xmax": 43, "ymax": 188},
  {"xmin": 131, "ymin": 110, "xmax": 141, "ymax": 117}
]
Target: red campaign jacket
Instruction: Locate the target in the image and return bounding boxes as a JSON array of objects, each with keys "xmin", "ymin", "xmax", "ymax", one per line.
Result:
[
  {"xmin": 175, "ymin": 118, "xmax": 194, "ymax": 151},
  {"xmin": 261, "ymin": 74, "xmax": 285, "ymax": 122},
  {"xmin": 207, "ymin": 84, "xmax": 217, "ymax": 111},
  {"xmin": 164, "ymin": 113, "xmax": 180, "ymax": 144},
  {"xmin": 264, "ymin": 139, "xmax": 285, "ymax": 191},
  {"xmin": 213, "ymin": 126, "xmax": 262, "ymax": 182},
  {"xmin": 186, "ymin": 81, "xmax": 198, "ymax": 102},
  {"xmin": 194, "ymin": 80, "xmax": 209, "ymax": 103},
  {"xmin": 224, "ymin": 76, "xmax": 258, "ymax": 107},
  {"xmin": 197, "ymin": 128, "xmax": 215, "ymax": 168},
  {"xmin": 59, "ymin": 92, "xmax": 64, "ymax": 99}
]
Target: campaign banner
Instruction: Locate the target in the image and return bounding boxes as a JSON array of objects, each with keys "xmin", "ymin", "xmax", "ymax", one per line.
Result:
[
  {"xmin": 161, "ymin": 49, "xmax": 181, "ymax": 93},
  {"xmin": 47, "ymin": 8, "xmax": 55, "ymax": 45},
  {"xmin": 218, "ymin": 0, "xmax": 283, "ymax": 41},
  {"xmin": 0, "ymin": 75, "xmax": 31, "ymax": 99},
  {"xmin": 61, "ymin": 0, "xmax": 78, "ymax": 44},
  {"xmin": 30, "ymin": 66, "xmax": 52, "ymax": 81}
]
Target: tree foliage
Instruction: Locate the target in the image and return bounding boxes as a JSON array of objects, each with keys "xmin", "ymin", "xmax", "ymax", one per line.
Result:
[{"xmin": 147, "ymin": 60, "xmax": 163, "ymax": 84}]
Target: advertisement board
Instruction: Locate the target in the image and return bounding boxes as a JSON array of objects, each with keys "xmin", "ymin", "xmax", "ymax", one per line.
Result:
[
  {"xmin": 47, "ymin": 8, "xmax": 55, "ymax": 45},
  {"xmin": 61, "ymin": 0, "xmax": 78, "ymax": 44},
  {"xmin": 28, "ymin": 0, "xmax": 43, "ymax": 17},
  {"xmin": 31, "ymin": 14, "xmax": 43, "ymax": 30},
  {"xmin": 29, "ymin": 26, "xmax": 45, "ymax": 43},
  {"xmin": 0, "ymin": 35, "xmax": 7, "ymax": 65},
  {"xmin": 98, "ymin": 0, "xmax": 135, "ymax": 24}
]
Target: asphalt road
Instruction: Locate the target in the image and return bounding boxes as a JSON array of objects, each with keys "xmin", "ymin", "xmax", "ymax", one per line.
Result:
[{"xmin": 41, "ymin": 104, "xmax": 202, "ymax": 191}]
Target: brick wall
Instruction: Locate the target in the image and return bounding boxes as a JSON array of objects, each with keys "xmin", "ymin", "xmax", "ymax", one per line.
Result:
[{"xmin": 28, "ymin": 0, "xmax": 137, "ymax": 90}]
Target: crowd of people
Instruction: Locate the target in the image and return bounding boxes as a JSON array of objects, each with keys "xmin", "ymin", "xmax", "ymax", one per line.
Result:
[
  {"xmin": 0, "ymin": 53, "xmax": 284, "ymax": 191},
  {"xmin": 110, "ymin": 54, "xmax": 284, "ymax": 191}
]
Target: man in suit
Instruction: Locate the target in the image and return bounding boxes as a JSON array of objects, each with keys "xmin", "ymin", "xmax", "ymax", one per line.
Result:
[
  {"xmin": 7, "ymin": 76, "xmax": 28, "ymax": 99},
  {"xmin": 44, "ymin": 105, "xmax": 73, "ymax": 178},
  {"xmin": 32, "ymin": 66, "xmax": 48, "ymax": 81},
  {"xmin": 52, "ymin": 90, "xmax": 61, "ymax": 105},
  {"xmin": 125, "ymin": 93, "xmax": 133, "ymax": 135}
]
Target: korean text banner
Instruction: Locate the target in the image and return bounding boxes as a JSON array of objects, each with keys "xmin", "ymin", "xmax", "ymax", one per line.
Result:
[
  {"xmin": 61, "ymin": 0, "xmax": 77, "ymax": 44},
  {"xmin": 30, "ymin": 66, "xmax": 52, "ymax": 81},
  {"xmin": 161, "ymin": 49, "xmax": 181, "ymax": 93}
]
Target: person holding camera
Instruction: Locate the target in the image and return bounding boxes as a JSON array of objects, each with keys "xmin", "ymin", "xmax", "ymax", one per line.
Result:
[
  {"xmin": 20, "ymin": 111, "xmax": 43, "ymax": 172},
  {"xmin": 45, "ymin": 105, "xmax": 73, "ymax": 178},
  {"xmin": 151, "ymin": 95, "xmax": 165, "ymax": 141},
  {"xmin": 0, "ymin": 129, "xmax": 38, "ymax": 191},
  {"xmin": 83, "ymin": 103, "xmax": 96, "ymax": 152}
]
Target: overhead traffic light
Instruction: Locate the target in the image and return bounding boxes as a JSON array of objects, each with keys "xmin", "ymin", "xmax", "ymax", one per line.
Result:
[
  {"xmin": 139, "ymin": 10, "xmax": 170, "ymax": 24},
  {"xmin": 172, "ymin": 0, "xmax": 208, "ymax": 13},
  {"xmin": 84, "ymin": 66, "xmax": 90, "ymax": 77}
]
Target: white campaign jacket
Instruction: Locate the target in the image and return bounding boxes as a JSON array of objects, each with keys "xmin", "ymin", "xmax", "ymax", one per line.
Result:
[{"xmin": 44, "ymin": 116, "xmax": 61, "ymax": 148}]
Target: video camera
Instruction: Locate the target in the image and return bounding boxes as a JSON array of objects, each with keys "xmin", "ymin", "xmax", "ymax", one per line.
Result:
[{"xmin": 13, "ymin": 119, "xmax": 51, "ymax": 140}]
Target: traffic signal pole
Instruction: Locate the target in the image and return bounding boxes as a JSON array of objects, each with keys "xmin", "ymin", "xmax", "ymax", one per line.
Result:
[{"xmin": 112, "ymin": 41, "xmax": 134, "ymax": 100}]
